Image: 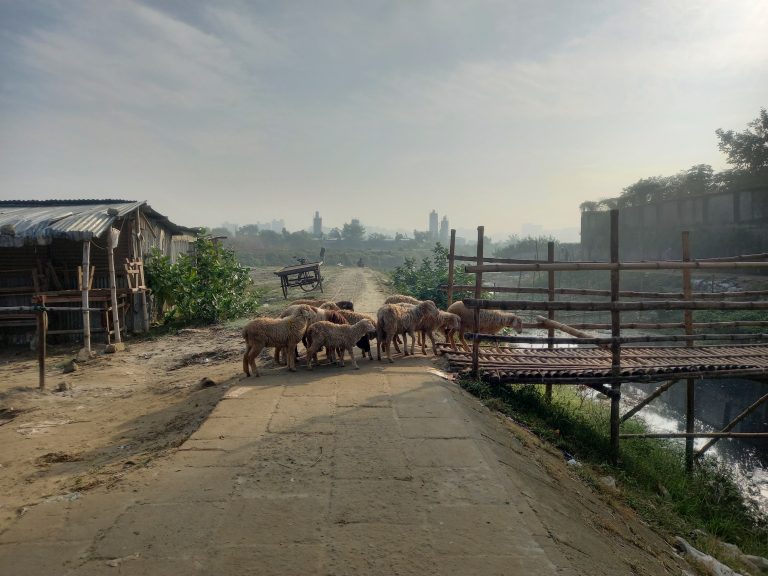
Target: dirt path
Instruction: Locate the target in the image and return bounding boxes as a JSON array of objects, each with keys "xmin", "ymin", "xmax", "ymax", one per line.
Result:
[{"xmin": 0, "ymin": 268, "xmax": 692, "ymax": 575}]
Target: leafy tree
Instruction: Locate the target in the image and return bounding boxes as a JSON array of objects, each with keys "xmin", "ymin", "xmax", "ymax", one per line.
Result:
[
  {"xmin": 412, "ymin": 230, "xmax": 430, "ymax": 243},
  {"xmin": 145, "ymin": 234, "xmax": 259, "ymax": 325},
  {"xmin": 237, "ymin": 224, "xmax": 260, "ymax": 236},
  {"xmin": 329, "ymin": 227, "xmax": 342, "ymax": 240},
  {"xmin": 368, "ymin": 232, "xmax": 389, "ymax": 241},
  {"xmin": 342, "ymin": 221, "xmax": 366, "ymax": 242},
  {"xmin": 390, "ymin": 243, "xmax": 474, "ymax": 309},
  {"xmin": 716, "ymin": 108, "xmax": 768, "ymax": 174}
]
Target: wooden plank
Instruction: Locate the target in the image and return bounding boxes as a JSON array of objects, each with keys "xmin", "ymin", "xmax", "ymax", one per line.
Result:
[
  {"xmin": 465, "ymin": 261, "xmax": 768, "ymax": 273},
  {"xmin": 472, "ymin": 226, "xmax": 484, "ymax": 376},
  {"xmin": 447, "ymin": 229, "xmax": 456, "ymax": 306},
  {"xmin": 461, "ymin": 299, "xmax": 768, "ymax": 312}
]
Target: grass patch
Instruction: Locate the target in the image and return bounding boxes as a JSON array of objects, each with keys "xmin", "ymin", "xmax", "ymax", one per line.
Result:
[{"xmin": 460, "ymin": 377, "xmax": 768, "ymax": 559}]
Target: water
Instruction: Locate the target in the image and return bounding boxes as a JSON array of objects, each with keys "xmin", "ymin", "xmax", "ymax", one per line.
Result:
[
  {"xmin": 622, "ymin": 384, "xmax": 768, "ymax": 516},
  {"xmin": 514, "ymin": 332, "xmax": 768, "ymax": 516}
]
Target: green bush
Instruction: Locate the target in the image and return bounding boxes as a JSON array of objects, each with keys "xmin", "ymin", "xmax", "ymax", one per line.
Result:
[
  {"xmin": 390, "ymin": 243, "xmax": 474, "ymax": 308},
  {"xmin": 145, "ymin": 235, "xmax": 260, "ymax": 325}
]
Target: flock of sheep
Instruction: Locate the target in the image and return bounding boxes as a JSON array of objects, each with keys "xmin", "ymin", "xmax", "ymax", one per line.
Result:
[{"xmin": 241, "ymin": 294, "xmax": 524, "ymax": 377}]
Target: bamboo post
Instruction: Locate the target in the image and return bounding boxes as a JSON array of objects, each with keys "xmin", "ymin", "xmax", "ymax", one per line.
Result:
[
  {"xmin": 682, "ymin": 231, "xmax": 694, "ymax": 472},
  {"xmin": 107, "ymin": 227, "xmax": 123, "ymax": 345},
  {"xmin": 37, "ymin": 296, "xmax": 47, "ymax": 390},
  {"xmin": 609, "ymin": 210, "xmax": 621, "ymax": 463},
  {"xmin": 471, "ymin": 226, "xmax": 484, "ymax": 377},
  {"xmin": 81, "ymin": 240, "xmax": 91, "ymax": 353},
  {"xmin": 546, "ymin": 241, "xmax": 555, "ymax": 401},
  {"xmin": 695, "ymin": 392, "xmax": 768, "ymax": 458},
  {"xmin": 447, "ymin": 229, "xmax": 456, "ymax": 306}
]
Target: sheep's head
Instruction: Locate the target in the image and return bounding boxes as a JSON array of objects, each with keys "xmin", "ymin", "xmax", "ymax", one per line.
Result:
[
  {"xmin": 506, "ymin": 314, "xmax": 523, "ymax": 334},
  {"xmin": 359, "ymin": 319, "xmax": 376, "ymax": 333},
  {"xmin": 419, "ymin": 300, "xmax": 439, "ymax": 317}
]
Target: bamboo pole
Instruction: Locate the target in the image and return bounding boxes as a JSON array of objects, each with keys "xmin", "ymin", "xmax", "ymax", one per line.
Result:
[
  {"xmin": 37, "ymin": 295, "xmax": 47, "ymax": 390},
  {"xmin": 462, "ymin": 332, "xmax": 768, "ymax": 345},
  {"xmin": 471, "ymin": 226, "xmax": 484, "ymax": 376},
  {"xmin": 546, "ymin": 241, "xmax": 555, "ymax": 402},
  {"xmin": 608, "ymin": 210, "xmax": 621, "ymax": 463},
  {"xmin": 620, "ymin": 432, "xmax": 768, "ymax": 439},
  {"xmin": 562, "ymin": 321, "xmax": 768, "ymax": 330},
  {"xmin": 620, "ymin": 380, "xmax": 682, "ymax": 419},
  {"xmin": 447, "ymin": 285, "xmax": 768, "ymax": 300},
  {"xmin": 534, "ymin": 315, "xmax": 600, "ymax": 341},
  {"xmin": 465, "ymin": 261, "xmax": 768, "ymax": 273},
  {"xmin": 107, "ymin": 227, "xmax": 122, "ymax": 345},
  {"xmin": 695, "ymin": 391, "xmax": 768, "ymax": 458},
  {"xmin": 682, "ymin": 232, "xmax": 695, "ymax": 472},
  {"xmin": 447, "ymin": 229, "xmax": 456, "ymax": 306},
  {"xmin": 81, "ymin": 240, "xmax": 91, "ymax": 354},
  {"xmin": 461, "ymin": 299, "xmax": 768, "ymax": 312}
]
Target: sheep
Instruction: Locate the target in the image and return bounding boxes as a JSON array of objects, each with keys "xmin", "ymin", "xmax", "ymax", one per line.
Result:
[
  {"xmin": 376, "ymin": 300, "xmax": 439, "ymax": 362},
  {"xmin": 290, "ymin": 299, "xmax": 354, "ymax": 311},
  {"xmin": 306, "ymin": 319, "xmax": 376, "ymax": 370},
  {"xmin": 242, "ymin": 307, "xmax": 314, "ymax": 376},
  {"xmin": 417, "ymin": 310, "xmax": 462, "ymax": 355},
  {"xmin": 337, "ymin": 309, "xmax": 378, "ymax": 360},
  {"xmin": 276, "ymin": 305, "xmax": 347, "ymax": 363},
  {"xmin": 383, "ymin": 294, "xmax": 421, "ymax": 305},
  {"xmin": 445, "ymin": 301, "xmax": 523, "ymax": 352}
]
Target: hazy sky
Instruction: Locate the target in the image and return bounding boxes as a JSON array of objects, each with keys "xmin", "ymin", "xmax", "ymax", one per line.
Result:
[{"xmin": 1, "ymin": 1, "xmax": 766, "ymax": 241}]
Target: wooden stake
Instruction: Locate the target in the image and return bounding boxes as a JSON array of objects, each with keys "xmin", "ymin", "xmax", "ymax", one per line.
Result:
[
  {"xmin": 447, "ymin": 229, "xmax": 456, "ymax": 306},
  {"xmin": 471, "ymin": 226, "xmax": 484, "ymax": 377},
  {"xmin": 610, "ymin": 210, "xmax": 621, "ymax": 463},
  {"xmin": 546, "ymin": 241, "xmax": 555, "ymax": 402},
  {"xmin": 107, "ymin": 227, "xmax": 122, "ymax": 344},
  {"xmin": 81, "ymin": 241, "xmax": 91, "ymax": 353},
  {"xmin": 37, "ymin": 296, "xmax": 47, "ymax": 390},
  {"xmin": 683, "ymin": 232, "xmax": 694, "ymax": 472}
]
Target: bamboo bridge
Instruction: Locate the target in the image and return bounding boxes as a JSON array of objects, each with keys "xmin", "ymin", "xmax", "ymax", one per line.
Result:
[{"xmin": 443, "ymin": 210, "xmax": 768, "ymax": 467}]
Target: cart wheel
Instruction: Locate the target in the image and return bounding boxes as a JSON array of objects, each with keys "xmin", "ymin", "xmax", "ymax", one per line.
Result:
[{"xmin": 299, "ymin": 280, "xmax": 319, "ymax": 292}]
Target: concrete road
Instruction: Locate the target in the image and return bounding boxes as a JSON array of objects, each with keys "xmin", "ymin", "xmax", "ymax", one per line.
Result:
[{"xmin": 0, "ymin": 355, "xmax": 688, "ymax": 575}]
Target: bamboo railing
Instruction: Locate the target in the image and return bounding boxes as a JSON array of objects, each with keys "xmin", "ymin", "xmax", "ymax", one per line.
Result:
[{"xmin": 446, "ymin": 209, "xmax": 768, "ymax": 467}]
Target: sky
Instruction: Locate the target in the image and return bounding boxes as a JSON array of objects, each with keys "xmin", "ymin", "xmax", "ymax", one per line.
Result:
[{"xmin": 1, "ymin": 1, "xmax": 767, "ymax": 242}]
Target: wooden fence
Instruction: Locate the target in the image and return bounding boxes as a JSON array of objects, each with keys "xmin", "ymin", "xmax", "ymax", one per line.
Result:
[{"xmin": 445, "ymin": 210, "xmax": 768, "ymax": 467}]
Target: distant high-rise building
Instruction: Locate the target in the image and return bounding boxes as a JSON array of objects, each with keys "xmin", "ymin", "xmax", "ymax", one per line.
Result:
[
  {"xmin": 351, "ymin": 218, "xmax": 361, "ymax": 227},
  {"xmin": 272, "ymin": 219, "xmax": 286, "ymax": 233},
  {"xmin": 429, "ymin": 210, "xmax": 438, "ymax": 241},
  {"xmin": 313, "ymin": 211, "xmax": 322, "ymax": 236},
  {"xmin": 439, "ymin": 215, "xmax": 449, "ymax": 245}
]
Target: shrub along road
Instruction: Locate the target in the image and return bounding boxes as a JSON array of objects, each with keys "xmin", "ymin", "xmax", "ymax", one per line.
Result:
[{"xmin": 0, "ymin": 268, "xmax": 692, "ymax": 575}]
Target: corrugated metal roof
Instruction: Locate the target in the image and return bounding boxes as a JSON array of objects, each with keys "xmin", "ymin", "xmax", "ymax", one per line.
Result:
[{"xmin": 0, "ymin": 200, "xmax": 196, "ymax": 247}]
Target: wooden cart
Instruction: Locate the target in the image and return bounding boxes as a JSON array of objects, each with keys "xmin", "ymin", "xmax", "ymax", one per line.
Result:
[{"xmin": 274, "ymin": 261, "xmax": 323, "ymax": 299}]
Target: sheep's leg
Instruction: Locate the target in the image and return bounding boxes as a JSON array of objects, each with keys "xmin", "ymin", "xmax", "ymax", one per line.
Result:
[
  {"xmin": 393, "ymin": 334, "xmax": 402, "ymax": 353},
  {"xmin": 348, "ymin": 346, "xmax": 359, "ymax": 369},
  {"xmin": 306, "ymin": 342, "xmax": 321, "ymax": 370},
  {"xmin": 337, "ymin": 346, "xmax": 345, "ymax": 367},
  {"xmin": 245, "ymin": 342, "xmax": 263, "ymax": 377},
  {"xmin": 243, "ymin": 345, "xmax": 251, "ymax": 376},
  {"xmin": 385, "ymin": 332, "xmax": 394, "ymax": 363},
  {"xmin": 408, "ymin": 329, "xmax": 416, "ymax": 356},
  {"xmin": 425, "ymin": 329, "xmax": 436, "ymax": 355},
  {"xmin": 446, "ymin": 329, "xmax": 458, "ymax": 352},
  {"xmin": 458, "ymin": 331, "xmax": 471, "ymax": 353}
]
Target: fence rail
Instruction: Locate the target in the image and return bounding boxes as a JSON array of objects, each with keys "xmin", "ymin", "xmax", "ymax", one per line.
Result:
[{"xmin": 445, "ymin": 210, "xmax": 768, "ymax": 468}]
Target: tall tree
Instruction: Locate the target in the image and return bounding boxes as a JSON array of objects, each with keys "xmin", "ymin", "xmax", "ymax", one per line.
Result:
[
  {"xmin": 342, "ymin": 221, "xmax": 366, "ymax": 242},
  {"xmin": 716, "ymin": 108, "xmax": 768, "ymax": 174}
]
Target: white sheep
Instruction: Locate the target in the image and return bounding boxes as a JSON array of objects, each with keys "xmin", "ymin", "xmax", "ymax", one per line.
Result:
[
  {"xmin": 242, "ymin": 307, "xmax": 314, "ymax": 376},
  {"xmin": 305, "ymin": 319, "xmax": 376, "ymax": 370},
  {"xmin": 337, "ymin": 309, "xmax": 378, "ymax": 360},
  {"xmin": 276, "ymin": 304, "xmax": 348, "ymax": 364},
  {"xmin": 445, "ymin": 301, "xmax": 523, "ymax": 352},
  {"xmin": 376, "ymin": 300, "xmax": 439, "ymax": 362}
]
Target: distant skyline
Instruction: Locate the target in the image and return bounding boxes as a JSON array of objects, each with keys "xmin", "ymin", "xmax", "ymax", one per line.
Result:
[{"xmin": 1, "ymin": 1, "xmax": 766, "ymax": 240}]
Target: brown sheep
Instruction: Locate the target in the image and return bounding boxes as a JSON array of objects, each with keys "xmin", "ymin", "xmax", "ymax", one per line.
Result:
[
  {"xmin": 242, "ymin": 307, "xmax": 314, "ymax": 376},
  {"xmin": 376, "ymin": 300, "xmax": 439, "ymax": 362},
  {"xmin": 445, "ymin": 301, "xmax": 523, "ymax": 352},
  {"xmin": 305, "ymin": 319, "xmax": 376, "ymax": 370},
  {"xmin": 383, "ymin": 294, "xmax": 421, "ymax": 305}
]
